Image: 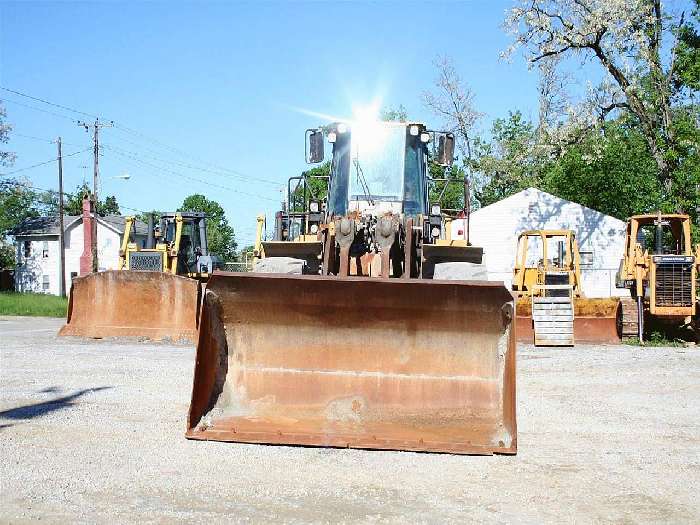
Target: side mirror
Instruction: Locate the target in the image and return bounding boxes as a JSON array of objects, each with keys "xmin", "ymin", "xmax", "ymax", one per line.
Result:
[
  {"xmin": 306, "ymin": 129, "xmax": 324, "ymax": 164},
  {"xmin": 436, "ymin": 133, "xmax": 455, "ymax": 167}
]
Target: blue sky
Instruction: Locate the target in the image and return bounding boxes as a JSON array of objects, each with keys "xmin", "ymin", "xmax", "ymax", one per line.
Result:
[{"xmin": 1, "ymin": 1, "xmax": 539, "ymax": 248}]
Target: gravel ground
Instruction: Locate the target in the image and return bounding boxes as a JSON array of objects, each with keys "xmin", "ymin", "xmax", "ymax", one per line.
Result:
[{"xmin": 1, "ymin": 315, "xmax": 699, "ymax": 524}]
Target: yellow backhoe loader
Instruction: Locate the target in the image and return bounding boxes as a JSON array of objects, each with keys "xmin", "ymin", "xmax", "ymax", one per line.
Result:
[
  {"xmin": 59, "ymin": 212, "xmax": 221, "ymax": 342},
  {"xmin": 187, "ymin": 120, "xmax": 517, "ymax": 455},
  {"xmin": 616, "ymin": 212, "xmax": 699, "ymax": 342},
  {"xmin": 512, "ymin": 230, "xmax": 620, "ymax": 346}
]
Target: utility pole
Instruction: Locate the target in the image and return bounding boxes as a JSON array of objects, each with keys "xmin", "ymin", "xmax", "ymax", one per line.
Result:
[
  {"xmin": 78, "ymin": 119, "xmax": 113, "ymax": 272},
  {"xmin": 57, "ymin": 137, "xmax": 66, "ymax": 297}
]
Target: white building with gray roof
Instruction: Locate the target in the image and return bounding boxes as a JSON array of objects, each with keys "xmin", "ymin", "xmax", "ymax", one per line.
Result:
[{"xmin": 10, "ymin": 214, "xmax": 147, "ymax": 296}]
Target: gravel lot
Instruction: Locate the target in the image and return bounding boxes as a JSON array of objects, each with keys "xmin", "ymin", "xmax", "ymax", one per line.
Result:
[{"xmin": 1, "ymin": 315, "xmax": 699, "ymax": 524}]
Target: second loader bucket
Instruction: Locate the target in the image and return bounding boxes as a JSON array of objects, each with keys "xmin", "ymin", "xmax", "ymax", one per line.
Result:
[
  {"xmin": 516, "ymin": 297, "xmax": 621, "ymax": 344},
  {"xmin": 59, "ymin": 270, "xmax": 200, "ymax": 342},
  {"xmin": 187, "ymin": 272, "xmax": 517, "ymax": 455}
]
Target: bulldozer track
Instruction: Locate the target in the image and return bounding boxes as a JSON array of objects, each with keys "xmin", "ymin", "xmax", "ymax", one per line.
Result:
[{"xmin": 619, "ymin": 297, "xmax": 639, "ymax": 339}]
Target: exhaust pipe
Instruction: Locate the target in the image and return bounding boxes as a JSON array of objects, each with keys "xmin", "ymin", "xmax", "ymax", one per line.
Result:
[{"xmin": 146, "ymin": 214, "xmax": 155, "ymax": 249}]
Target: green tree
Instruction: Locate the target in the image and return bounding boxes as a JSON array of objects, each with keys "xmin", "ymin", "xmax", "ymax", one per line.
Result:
[
  {"xmin": 474, "ymin": 111, "xmax": 545, "ymax": 207},
  {"xmin": 0, "ymin": 181, "xmax": 39, "ymax": 268},
  {"xmin": 473, "ymin": 110, "xmax": 699, "ymax": 236},
  {"xmin": 179, "ymin": 194, "xmax": 237, "ymax": 260},
  {"xmin": 428, "ymin": 161, "xmax": 470, "ymax": 211},
  {"xmin": 673, "ymin": 0, "xmax": 700, "ymax": 94},
  {"xmin": 380, "ymin": 105, "xmax": 408, "ymax": 122},
  {"xmin": 541, "ymin": 120, "xmax": 664, "ymax": 220},
  {"xmin": 506, "ymin": 0, "xmax": 699, "ymax": 192},
  {"xmin": 63, "ymin": 182, "xmax": 120, "ymax": 216},
  {"xmin": 289, "ymin": 162, "xmax": 330, "ymax": 213}
]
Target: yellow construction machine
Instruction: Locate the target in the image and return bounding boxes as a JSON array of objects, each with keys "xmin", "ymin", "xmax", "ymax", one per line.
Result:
[
  {"xmin": 60, "ymin": 212, "xmax": 221, "ymax": 341},
  {"xmin": 512, "ymin": 229, "xmax": 620, "ymax": 346},
  {"xmin": 119, "ymin": 212, "xmax": 221, "ymax": 278},
  {"xmin": 616, "ymin": 213, "xmax": 700, "ymax": 342},
  {"xmin": 187, "ymin": 120, "xmax": 517, "ymax": 455}
]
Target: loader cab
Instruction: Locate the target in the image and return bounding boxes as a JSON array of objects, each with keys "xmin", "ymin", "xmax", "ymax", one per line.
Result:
[
  {"xmin": 159, "ymin": 212, "xmax": 222, "ymax": 277},
  {"xmin": 324, "ymin": 121, "xmax": 434, "ymax": 219}
]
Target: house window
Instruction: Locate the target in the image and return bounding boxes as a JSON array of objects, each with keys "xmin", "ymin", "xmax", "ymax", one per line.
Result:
[
  {"xmin": 42, "ymin": 241, "xmax": 49, "ymax": 258},
  {"xmin": 42, "ymin": 275, "xmax": 50, "ymax": 292},
  {"xmin": 580, "ymin": 251, "xmax": 594, "ymax": 267},
  {"xmin": 23, "ymin": 241, "xmax": 31, "ymax": 258}
]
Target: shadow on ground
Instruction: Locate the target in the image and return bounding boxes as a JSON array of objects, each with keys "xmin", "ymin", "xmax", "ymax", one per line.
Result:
[{"xmin": 0, "ymin": 387, "xmax": 112, "ymax": 420}]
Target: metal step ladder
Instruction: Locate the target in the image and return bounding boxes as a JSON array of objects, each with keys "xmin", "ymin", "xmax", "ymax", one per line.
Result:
[{"xmin": 532, "ymin": 284, "xmax": 574, "ymax": 346}]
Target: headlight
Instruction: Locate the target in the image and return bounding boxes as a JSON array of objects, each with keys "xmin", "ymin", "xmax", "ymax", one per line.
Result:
[
  {"xmin": 327, "ymin": 132, "xmax": 337, "ymax": 143},
  {"xmin": 309, "ymin": 201, "xmax": 320, "ymax": 213},
  {"xmin": 420, "ymin": 132, "xmax": 431, "ymax": 143},
  {"xmin": 431, "ymin": 226, "xmax": 440, "ymax": 238},
  {"xmin": 409, "ymin": 125, "xmax": 419, "ymax": 136},
  {"xmin": 309, "ymin": 224, "xmax": 319, "ymax": 234},
  {"xmin": 337, "ymin": 123, "xmax": 348, "ymax": 134},
  {"xmin": 430, "ymin": 204, "xmax": 441, "ymax": 216}
]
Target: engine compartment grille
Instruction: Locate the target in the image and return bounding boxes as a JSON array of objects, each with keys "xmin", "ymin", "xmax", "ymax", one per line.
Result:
[
  {"xmin": 129, "ymin": 252, "xmax": 163, "ymax": 272},
  {"xmin": 654, "ymin": 262, "xmax": 693, "ymax": 307}
]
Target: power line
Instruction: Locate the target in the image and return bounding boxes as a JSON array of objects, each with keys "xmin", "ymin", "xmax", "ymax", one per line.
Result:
[
  {"xmin": 104, "ymin": 142, "xmax": 280, "ymax": 187},
  {"xmin": 109, "ymin": 127, "xmax": 282, "ymax": 187},
  {"xmin": 2, "ymin": 86, "xmax": 284, "ymax": 193},
  {"xmin": 10, "ymin": 132, "xmax": 82, "ymax": 147},
  {"xmin": 12, "ymin": 132, "xmax": 56, "ymax": 144},
  {"xmin": 0, "ymin": 86, "xmax": 98, "ymax": 119},
  {"xmin": 1, "ymin": 97, "xmax": 79, "ymax": 122},
  {"xmin": 0, "ymin": 148, "xmax": 90, "ymax": 177},
  {"xmin": 104, "ymin": 147, "xmax": 279, "ymax": 203}
]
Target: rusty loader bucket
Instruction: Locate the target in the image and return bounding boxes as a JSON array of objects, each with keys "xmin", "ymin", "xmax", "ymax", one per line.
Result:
[
  {"xmin": 59, "ymin": 270, "xmax": 200, "ymax": 342},
  {"xmin": 516, "ymin": 297, "xmax": 621, "ymax": 344},
  {"xmin": 187, "ymin": 272, "xmax": 517, "ymax": 455}
]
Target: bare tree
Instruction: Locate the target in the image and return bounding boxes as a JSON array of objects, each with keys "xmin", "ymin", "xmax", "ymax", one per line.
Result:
[
  {"xmin": 505, "ymin": 0, "xmax": 691, "ymax": 188},
  {"xmin": 0, "ymin": 101, "xmax": 16, "ymax": 167},
  {"xmin": 423, "ymin": 56, "xmax": 483, "ymax": 161},
  {"xmin": 423, "ymin": 57, "xmax": 484, "ymax": 241},
  {"xmin": 537, "ymin": 57, "xmax": 570, "ymax": 133}
]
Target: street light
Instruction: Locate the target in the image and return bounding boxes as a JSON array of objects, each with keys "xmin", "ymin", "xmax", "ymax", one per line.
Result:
[{"xmin": 99, "ymin": 172, "xmax": 131, "ymax": 194}]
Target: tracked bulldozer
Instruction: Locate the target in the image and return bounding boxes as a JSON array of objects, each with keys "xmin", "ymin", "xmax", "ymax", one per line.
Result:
[
  {"xmin": 187, "ymin": 120, "xmax": 517, "ymax": 455},
  {"xmin": 512, "ymin": 230, "xmax": 620, "ymax": 345},
  {"xmin": 616, "ymin": 213, "xmax": 699, "ymax": 342},
  {"xmin": 59, "ymin": 212, "xmax": 221, "ymax": 341}
]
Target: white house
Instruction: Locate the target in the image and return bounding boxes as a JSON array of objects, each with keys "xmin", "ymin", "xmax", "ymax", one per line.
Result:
[
  {"xmin": 456, "ymin": 187, "xmax": 628, "ymax": 298},
  {"xmin": 11, "ymin": 214, "xmax": 147, "ymax": 296}
]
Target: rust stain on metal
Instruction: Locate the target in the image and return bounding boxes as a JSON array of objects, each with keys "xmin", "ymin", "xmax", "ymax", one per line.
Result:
[
  {"xmin": 58, "ymin": 270, "xmax": 199, "ymax": 342},
  {"xmin": 187, "ymin": 272, "xmax": 517, "ymax": 455}
]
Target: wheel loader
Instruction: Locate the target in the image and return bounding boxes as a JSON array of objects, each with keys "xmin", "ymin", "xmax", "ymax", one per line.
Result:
[
  {"xmin": 616, "ymin": 212, "xmax": 700, "ymax": 342},
  {"xmin": 512, "ymin": 230, "xmax": 620, "ymax": 346},
  {"xmin": 187, "ymin": 120, "xmax": 517, "ymax": 455},
  {"xmin": 59, "ymin": 212, "xmax": 221, "ymax": 341}
]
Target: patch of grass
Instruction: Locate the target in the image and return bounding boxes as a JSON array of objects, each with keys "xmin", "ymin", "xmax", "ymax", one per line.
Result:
[
  {"xmin": 0, "ymin": 292, "xmax": 67, "ymax": 317},
  {"xmin": 622, "ymin": 332, "xmax": 686, "ymax": 347}
]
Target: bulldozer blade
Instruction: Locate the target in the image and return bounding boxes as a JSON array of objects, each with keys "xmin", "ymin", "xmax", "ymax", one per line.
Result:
[
  {"xmin": 187, "ymin": 272, "xmax": 517, "ymax": 455},
  {"xmin": 516, "ymin": 297, "xmax": 621, "ymax": 344},
  {"xmin": 59, "ymin": 270, "xmax": 200, "ymax": 342}
]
